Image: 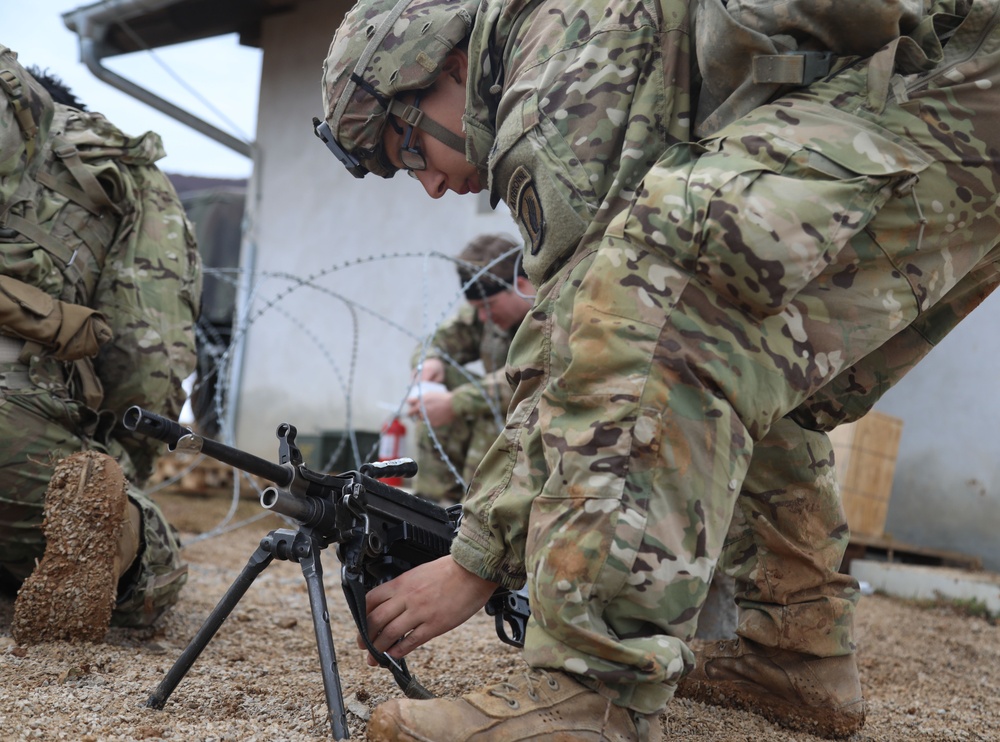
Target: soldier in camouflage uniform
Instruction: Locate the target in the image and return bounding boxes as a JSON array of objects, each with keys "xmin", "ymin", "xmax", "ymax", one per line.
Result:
[
  {"xmin": 409, "ymin": 233, "xmax": 533, "ymax": 502},
  {"xmin": 318, "ymin": 0, "xmax": 1000, "ymax": 739},
  {"xmin": 0, "ymin": 53, "xmax": 201, "ymax": 642}
]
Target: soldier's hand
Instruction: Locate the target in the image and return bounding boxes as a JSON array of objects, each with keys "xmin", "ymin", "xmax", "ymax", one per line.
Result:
[
  {"xmin": 358, "ymin": 555, "xmax": 498, "ymax": 665},
  {"xmin": 416, "ymin": 357, "xmax": 446, "ymax": 383},
  {"xmin": 406, "ymin": 389, "xmax": 455, "ymax": 427}
]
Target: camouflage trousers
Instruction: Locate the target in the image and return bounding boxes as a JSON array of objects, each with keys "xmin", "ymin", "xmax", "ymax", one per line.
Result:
[
  {"xmin": 0, "ymin": 355, "xmax": 187, "ymax": 627},
  {"xmin": 471, "ymin": 0, "xmax": 1000, "ymax": 715}
]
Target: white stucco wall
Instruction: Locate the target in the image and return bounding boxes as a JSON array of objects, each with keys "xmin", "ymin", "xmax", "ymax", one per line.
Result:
[
  {"xmin": 875, "ymin": 292, "xmax": 1000, "ymax": 572},
  {"xmin": 233, "ymin": 0, "xmax": 513, "ymax": 458}
]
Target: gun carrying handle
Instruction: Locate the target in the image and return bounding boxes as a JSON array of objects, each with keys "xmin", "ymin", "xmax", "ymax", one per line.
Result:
[{"xmin": 359, "ymin": 458, "xmax": 418, "ymax": 480}]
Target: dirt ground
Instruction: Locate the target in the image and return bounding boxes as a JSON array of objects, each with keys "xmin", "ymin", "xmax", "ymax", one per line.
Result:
[{"xmin": 1, "ymin": 488, "xmax": 998, "ymax": 742}]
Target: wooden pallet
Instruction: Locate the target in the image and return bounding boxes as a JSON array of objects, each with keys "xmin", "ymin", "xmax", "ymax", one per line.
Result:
[
  {"xmin": 843, "ymin": 533, "xmax": 983, "ymax": 574},
  {"xmin": 149, "ymin": 451, "xmax": 263, "ymax": 498}
]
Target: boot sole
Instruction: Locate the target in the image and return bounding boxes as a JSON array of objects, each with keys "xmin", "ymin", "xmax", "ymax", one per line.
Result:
[
  {"xmin": 11, "ymin": 451, "xmax": 127, "ymax": 644},
  {"xmin": 677, "ymin": 676, "xmax": 866, "ymax": 739}
]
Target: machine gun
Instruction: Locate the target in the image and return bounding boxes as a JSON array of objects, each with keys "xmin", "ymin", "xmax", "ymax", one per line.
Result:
[{"xmin": 123, "ymin": 406, "xmax": 530, "ymax": 740}]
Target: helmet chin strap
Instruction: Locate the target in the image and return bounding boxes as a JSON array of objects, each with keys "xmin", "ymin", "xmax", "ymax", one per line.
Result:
[{"xmin": 388, "ymin": 98, "xmax": 466, "ymax": 154}]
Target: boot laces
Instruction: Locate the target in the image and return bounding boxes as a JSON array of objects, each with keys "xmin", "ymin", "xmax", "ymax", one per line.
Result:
[{"xmin": 489, "ymin": 669, "xmax": 561, "ymax": 709}]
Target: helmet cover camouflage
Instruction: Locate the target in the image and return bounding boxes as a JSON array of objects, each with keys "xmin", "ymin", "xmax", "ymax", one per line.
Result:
[{"xmin": 320, "ymin": 0, "xmax": 477, "ymax": 178}]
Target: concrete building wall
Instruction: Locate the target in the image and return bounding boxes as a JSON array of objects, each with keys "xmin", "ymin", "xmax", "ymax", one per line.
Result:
[
  {"xmin": 875, "ymin": 291, "xmax": 1000, "ymax": 571},
  {"xmin": 233, "ymin": 0, "xmax": 512, "ymax": 458}
]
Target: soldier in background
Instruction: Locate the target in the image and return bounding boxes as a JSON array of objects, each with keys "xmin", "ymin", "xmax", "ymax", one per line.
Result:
[
  {"xmin": 408, "ymin": 234, "xmax": 533, "ymax": 503},
  {"xmin": 0, "ymin": 50, "xmax": 201, "ymax": 643}
]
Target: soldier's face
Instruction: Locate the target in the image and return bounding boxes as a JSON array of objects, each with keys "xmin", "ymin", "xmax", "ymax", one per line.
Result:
[
  {"xmin": 469, "ymin": 280, "xmax": 534, "ymax": 330},
  {"xmin": 383, "ymin": 49, "xmax": 481, "ymax": 199}
]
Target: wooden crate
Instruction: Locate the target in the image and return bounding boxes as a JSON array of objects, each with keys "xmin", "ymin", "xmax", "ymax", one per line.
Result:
[{"xmin": 828, "ymin": 411, "xmax": 904, "ymax": 538}]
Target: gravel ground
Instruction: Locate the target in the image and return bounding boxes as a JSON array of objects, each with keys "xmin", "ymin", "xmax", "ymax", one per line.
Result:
[{"xmin": 1, "ymin": 489, "xmax": 998, "ymax": 741}]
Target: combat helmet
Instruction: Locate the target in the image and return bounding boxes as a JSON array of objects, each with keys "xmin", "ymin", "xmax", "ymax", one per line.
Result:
[{"xmin": 317, "ymin": 0, "xmax": 477, "ymax": 178}]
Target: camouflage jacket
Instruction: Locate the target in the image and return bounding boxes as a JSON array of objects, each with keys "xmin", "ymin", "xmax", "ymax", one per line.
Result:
[
  {"xmin": 463, "ymin": 0, "xmax": 693, "ymax": 287},
  {"xmin": 463, "ymin": 0, "xmax": 936, "ymax": 285},
  {"xmin": 0, "ymin": 56, "xmax": 201, "ymax": 483},
  {"xmin": 456, "ymin": 0, "xmax": 695, "ymax": 585},
  {"xmin": 411, "ymin": 302, "xmax": 516, "ymax": 419},
  {"xmin": 454, "ymin": 0, "xmax": 940, "ymax": 585}
]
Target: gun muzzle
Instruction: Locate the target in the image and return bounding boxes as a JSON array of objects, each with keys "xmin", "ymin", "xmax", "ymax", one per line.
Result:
[
  {"xmin": 123, "ymin": 406, "xmax": 195, "ymax": 450},
  {"xmin": 261, "ymin": 487, "xmax": 341, "ymax": 538}
]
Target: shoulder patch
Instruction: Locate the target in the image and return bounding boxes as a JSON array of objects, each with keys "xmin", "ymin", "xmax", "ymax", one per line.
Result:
[{"xmin": 508, "ymin": 165, "xmax": 544, "ymax": 255}]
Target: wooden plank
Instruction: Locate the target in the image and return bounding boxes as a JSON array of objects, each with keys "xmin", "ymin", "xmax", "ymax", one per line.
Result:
[
  {"xmin": 844, "ymin": 532, "xmax": 983, "ymax": 573},
  {"xmin": 829, "ymin": 411, "xmax": 903, "ymax": 538}
]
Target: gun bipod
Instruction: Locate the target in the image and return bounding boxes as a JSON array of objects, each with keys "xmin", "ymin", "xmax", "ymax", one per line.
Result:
[{"xmin": 146, "ymin": 527, "xmax": 353, "ymax": 739}]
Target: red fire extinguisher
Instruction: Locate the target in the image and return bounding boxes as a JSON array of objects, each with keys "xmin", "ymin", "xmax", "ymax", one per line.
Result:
[{"xmin": 378, "ymin": 416, "xmax": 407, "ymax": 486}]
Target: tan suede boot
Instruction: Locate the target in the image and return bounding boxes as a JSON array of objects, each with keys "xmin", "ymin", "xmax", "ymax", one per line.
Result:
[
  {"xmin": 675, "ymin": 637, "xmax": 865, "ymax": 739},
  {"xmin": 367, "ymin": 668, "xmax": 663, "ymax": 742},
  {"xmin": 11, "ymin": 451, "xmax": 137, "ymax": 644}
]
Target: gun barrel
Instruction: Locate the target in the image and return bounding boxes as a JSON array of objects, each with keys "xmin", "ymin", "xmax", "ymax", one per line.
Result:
[
  {"xmin": 122, "ymin": 406, "xmax": 190, "ymax": 446},
  {"xmin": 124, "ymin": 406, "xmax": 295, "ymax": 489},
  {"xmin": 261, "ymin": 486, "xmax": 341, "ymax": 537}
]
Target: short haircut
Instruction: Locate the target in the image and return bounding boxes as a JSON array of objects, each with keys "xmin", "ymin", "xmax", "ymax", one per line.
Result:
[
  {"xmin": 456, "ymin": 234, "xmax": 524, "ymax": 300},
  {"xmin": 27, "ymin": 66, "xmax": 87, "ymax": 110}
]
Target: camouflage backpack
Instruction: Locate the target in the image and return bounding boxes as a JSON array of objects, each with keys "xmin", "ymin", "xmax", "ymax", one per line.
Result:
[{"xmin": 0, "ymin": 45, "xmax": 202, "ymax": 481}]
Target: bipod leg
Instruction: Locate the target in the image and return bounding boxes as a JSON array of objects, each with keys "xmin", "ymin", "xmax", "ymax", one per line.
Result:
[
  {"xmin": 146, "ymin": 529, "xmax": 283, "ymax": 710},
  {"xmin": 298, "ymin": 532, "xmax": 349, "ymax": 740}
]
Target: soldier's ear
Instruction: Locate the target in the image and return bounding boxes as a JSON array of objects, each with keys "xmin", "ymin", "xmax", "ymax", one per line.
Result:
[{"xmin": 441, "ymin": 48, "xmax": 468, "ymax": 85}]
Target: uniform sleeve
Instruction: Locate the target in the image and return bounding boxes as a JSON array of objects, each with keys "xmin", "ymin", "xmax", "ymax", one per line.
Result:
[
  {"xmin": 480, "ymin": 0, "xmax": 685, "ymax": 287},
  {"xmin": 448, "ymin": 311, "xmax": 547, "ymax": 590},
  {"xmin": 453, "ymin": 0, "xmax": 682, "ymax": 586},
  {"xmin": 410, "ymin": 303, "xmax": 485, "ymax": 370}
]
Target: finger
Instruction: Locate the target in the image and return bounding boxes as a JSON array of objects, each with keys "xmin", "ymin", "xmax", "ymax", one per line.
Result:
[
  {"xmin": 358, "ymin": 627, "xmax": 398, "ymax": 668},
  {"xmin": 385, "ymin": 625, "xmax": 432, "ymax": 659},
  {"xmin": 365, "ymin": 578, "xmax": 400, "ymax": 612},
  {"xmin": 355, "ymin": 632, "xmax": 381, "ymax": 666},
  {"xmin": 371, "ymin": 612, "xmax": 419, "ymax": 655},
  {"xmin": 366, "ymin": 597, "xmax": 407, "ymax": 644}
]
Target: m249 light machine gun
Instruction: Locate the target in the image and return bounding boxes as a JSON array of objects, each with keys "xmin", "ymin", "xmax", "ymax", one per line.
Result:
[{"xmin": 123, "ymin": 406, "xmax": 529, "ymax": 741}]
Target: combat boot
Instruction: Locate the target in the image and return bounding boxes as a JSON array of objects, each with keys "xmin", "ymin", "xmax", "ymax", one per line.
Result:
[
  {"xmin": 11, "ymin": 451, "xmax": 140, "ymax": 644},
  {"xmin": 675, "ymin": 637, "xmax": 865, "ymax": 739},
  {"xmin": 367, "ymin": 668, "xmax": 663, "ymax": 742}
]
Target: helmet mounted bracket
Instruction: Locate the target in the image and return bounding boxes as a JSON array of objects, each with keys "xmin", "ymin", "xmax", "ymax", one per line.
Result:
[{"xmin": 313, "ymin": 117, "xmax": 368, "ymax": 178}]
